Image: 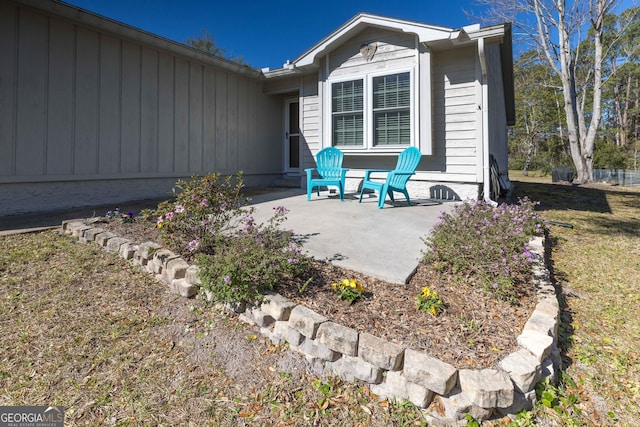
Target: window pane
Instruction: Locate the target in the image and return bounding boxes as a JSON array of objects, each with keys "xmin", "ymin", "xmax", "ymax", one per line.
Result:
[
  {"xmin": 332, "ymin": 79, "xmax": 363, "ymax": 146},
  {"xmin": 373, "ymin": 73, "xmax": 410, "ymax": 109},
  {"xmin": 333, "ymin": 113, "xmax": 363, "ymax": 146},
  {"xmin": 373, "ymin": 72, "xmax": 410, "ymax": 146},
  {"xmin": 374, "ymin": 110, "xmax": 411, "ymax": 145},
  {"xmin": 332, "ymin": 80, "xmax": 363, "ymax": 113}
]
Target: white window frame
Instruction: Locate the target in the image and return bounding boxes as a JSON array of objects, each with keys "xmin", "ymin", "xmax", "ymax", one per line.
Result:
[{"xmin": 325, "ymin": 67, "xmax": 416, "ymax": 153}]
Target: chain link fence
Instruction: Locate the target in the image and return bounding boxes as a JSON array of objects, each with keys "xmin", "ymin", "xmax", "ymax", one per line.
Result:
[{"xmin": 593, "ymin": 169, "xmax": 640, "ymax": 187}]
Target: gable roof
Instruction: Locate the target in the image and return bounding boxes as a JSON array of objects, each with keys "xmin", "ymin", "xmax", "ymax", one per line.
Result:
[
  {"xmin": 263, "ymin": 13, "xmax": 514, "ymax": 125},
  {"xmin": 293, "ymin": 13, "xmax": 456, "ymax": 69}
]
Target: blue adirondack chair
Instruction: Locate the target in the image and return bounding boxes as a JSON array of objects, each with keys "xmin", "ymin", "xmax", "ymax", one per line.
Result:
[
  {"xmin": 305, "ymin": 147, "xmax": 349, "ymax": 201},
  {"xmin": 359, "ymin": 146, "xmax": 422, "ymax": 208}
]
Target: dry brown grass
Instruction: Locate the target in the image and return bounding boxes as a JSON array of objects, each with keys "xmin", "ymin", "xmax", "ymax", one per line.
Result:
[
  {"xmin": 0, "ymin": 231, "xmax": 430, "ymax": 426},
  {"xmin": 510, "ymin": 171, "xmax": 640, "ymax": 426},
  {"xmin": 2, "ymin": 173, "xmax": 638, "ymax": 426}
]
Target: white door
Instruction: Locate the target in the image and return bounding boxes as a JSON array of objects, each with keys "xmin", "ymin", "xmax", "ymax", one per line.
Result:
[{"xmin": 284, "ymin": 99, "xmax": 300, "ymax": 174}]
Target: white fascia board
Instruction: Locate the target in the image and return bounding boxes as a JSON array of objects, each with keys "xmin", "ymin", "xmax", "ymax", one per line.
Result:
[
  {"xmin": 293, "ymin": 13, "xmax": 454, "ymax": 68},
  {"xmin": 461, "ymin": 24, "xmax": 507, "ymax": 44}
]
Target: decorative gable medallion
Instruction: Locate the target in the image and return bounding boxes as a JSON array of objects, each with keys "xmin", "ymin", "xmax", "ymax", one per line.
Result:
[{"xmin": 360, "ymin": 41, "xmax": 377, "ymax": 61}]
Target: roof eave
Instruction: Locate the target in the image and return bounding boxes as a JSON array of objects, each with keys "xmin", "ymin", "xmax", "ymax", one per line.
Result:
[{"xmin": 292, "ymin": 13, "xmax": 455, "ymax": 68}]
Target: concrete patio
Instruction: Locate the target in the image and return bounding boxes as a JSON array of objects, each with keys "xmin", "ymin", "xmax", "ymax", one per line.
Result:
[
  {"xmin": 248, "ymin": 189, "xmax": 458, "ymax": 284},
  {"xmin": 0, "ymin": 188, "xmax": 458, "ymax": 284}
]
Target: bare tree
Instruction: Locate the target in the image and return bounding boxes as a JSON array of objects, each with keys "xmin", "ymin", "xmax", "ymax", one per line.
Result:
[
  {"xmin": 475, "ymin": 0, "xmax": 621, "ymax": 182},
  {"xmin": 609, "ymin": 7, "xmax": 640, "ymax": 147},
  {"xmin": 185, "ymin": 29, "xmax": 249, "ymax": 66}
]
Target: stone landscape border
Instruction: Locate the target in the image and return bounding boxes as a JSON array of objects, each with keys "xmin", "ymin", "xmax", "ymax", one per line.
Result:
[{"xmin": 62, "ymin": 219, "xmax": 561, "ymax": 424}]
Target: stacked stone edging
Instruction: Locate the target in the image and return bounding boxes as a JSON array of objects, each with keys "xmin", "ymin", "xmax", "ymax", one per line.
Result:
[{"xmin": 61, "ymin": 220, "xmax": 560, "ymax": 424}]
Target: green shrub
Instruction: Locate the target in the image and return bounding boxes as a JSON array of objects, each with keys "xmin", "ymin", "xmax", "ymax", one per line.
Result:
[
  {"xmin": 195, "ymin": 206, "xmax": 309, "ymax": 304},
  {"xmin": 422, "ymin": 197, "xmax": 547, "ymax": 302},
  {"xmin": 144, "ymin": 173, "xmax": 309, "ymax": 304},
  {"xmin": 143, "ymin": 172, "xmax": 248, "ymax": 258}
]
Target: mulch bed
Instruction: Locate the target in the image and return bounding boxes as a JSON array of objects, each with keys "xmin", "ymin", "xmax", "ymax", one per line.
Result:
[{"xmin": 96, "ymin": 216, "xmax": 538, "ymax": 369}]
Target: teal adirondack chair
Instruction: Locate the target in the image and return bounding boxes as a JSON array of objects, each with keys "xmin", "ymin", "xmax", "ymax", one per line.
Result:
[
  {"xmin": 359, "ymin": 146, "xmax": 422, "ymax": 208},
  {"xmin": 305, "ymin": 147, "xmax": 349, "ymax": 201}
]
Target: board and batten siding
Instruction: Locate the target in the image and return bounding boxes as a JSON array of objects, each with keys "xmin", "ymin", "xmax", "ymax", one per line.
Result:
[
  {"xmin": 426, "ymin": 45, "xmax": 481, "ymax": 182},
  {"xmin": 0, "ymin": 2, "xmax": 281, "ymax": 215}
]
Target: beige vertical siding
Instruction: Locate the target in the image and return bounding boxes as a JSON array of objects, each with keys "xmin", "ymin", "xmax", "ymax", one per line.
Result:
[
  {"xmin": 0, "ymin": 2, "xmax": 17, "ymax": 176},
  {"xmin": 429, "ymin": 46, "xmax": 480, "ymax": 180},
  {"xmin": 15, "ymin": 7, "xmax": 47, "ymax": 176},
  {"xmin": 0, "ymin": 2, "xmax": 280, "ymax": 182},
  {"xmin": 47, "ymin": 18, "xmax": 75, "ymax": 175},
  {"xmin": 0, "ymin": 0, "xmax": 281, "ymax": 215}
]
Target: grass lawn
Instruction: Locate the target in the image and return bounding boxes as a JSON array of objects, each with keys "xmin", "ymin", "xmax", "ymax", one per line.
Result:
[
  {"xmin": 0, "ymin": 230, "xmax": 428, "ymax": 426},
  {"xmin": 509, "ymin": 171, "xmax": 640, "ymax": 426},
  {"xmin": 0, "ymin": 172, "xmax": 638, "ymax": 426}
]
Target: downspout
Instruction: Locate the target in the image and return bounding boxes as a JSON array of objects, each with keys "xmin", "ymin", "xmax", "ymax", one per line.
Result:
[{"xmin": 478, "ymin": 37, "xmax": 494, "ymax": 204}]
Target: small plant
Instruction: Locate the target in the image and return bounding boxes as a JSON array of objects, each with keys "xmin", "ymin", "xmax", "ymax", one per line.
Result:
[
  {"xmin": 331, "ymin": 279, "xmax": 365, "ymax": 304},
  {"xmin": 143, "ymin": 173, "xmax": 310, "ymax": 304},
  {"xmin": 533, "ymin": 373, "xmax": 583, "ymax": 426},
  {"xmin": 415, "ymin": 286, "xmax": 444, "ymax": 316},
  {"xmin": 120, "ymin": 211, "xmax": 135, "ymax": 223},
  {"xmin": 195, "ymin": 206, "xmax": 309, "ymax": 304},
  {"xmin": 105, "ymin": 208, "xmax": 135, "ymax": 224},
  {"xmin": 105, "ymin": 208, "xmax": 120, "ymax": 219},
  {"xmin": 422, "ymin": 197, "xmax": 547, "ymax": 302},
  {"xmin": 143, "ymin": 172, "xmax": 249, "ymax": 258}
]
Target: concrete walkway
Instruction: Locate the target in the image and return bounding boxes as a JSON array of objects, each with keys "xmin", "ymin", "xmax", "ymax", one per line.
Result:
[{"xmin": 0, "ymin": 189, "xmax": 457, "ymax": 284}]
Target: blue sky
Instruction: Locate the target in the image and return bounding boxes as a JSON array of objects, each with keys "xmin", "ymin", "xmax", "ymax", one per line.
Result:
[
  {"xmin": 62, "ymin": 0, "xmax": 636, "ymax": 69},
  {"xmin": 61, "ymin": 0, "xmax": 485, "ymax": 69}
]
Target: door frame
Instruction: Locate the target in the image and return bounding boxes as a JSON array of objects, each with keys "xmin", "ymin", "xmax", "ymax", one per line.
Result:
[{"xmin": 284, "ymin": 97, "xmax": 301, "ymax": 174}]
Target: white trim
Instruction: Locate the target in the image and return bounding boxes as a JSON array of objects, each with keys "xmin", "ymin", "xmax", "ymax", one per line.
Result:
[
  {"xmin": 284, "ymin": 97, "xmax": 301, "ymax": 174},
  {"xmin": 478, "ymin": 38, "xmax": 492, "ymax": 203},
  {"xmin": 294, "ymin": 13, "xmax": 454, "ymax": 68},
  {"xmin": 413, "ymin": 35, "xmax": 420, "ymax": 155},
  {"xmin": 418, "ymin": 42, "xmax": 433, "ymax": 155},
  {"xmin": 325, "ymin": 68, "xmax": 416, "ymax": 153}
]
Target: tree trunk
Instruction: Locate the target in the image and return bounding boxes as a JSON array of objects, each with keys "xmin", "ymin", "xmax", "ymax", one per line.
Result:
[
  {"xmin": 554, "ymin": 0, "xmax": 590, "ymax": 182},
  {"xmin": 481, "ymin": 0, "xmax": 620, "ymax": 182},
  {"xmin": 523, "ymin": 137, "xmax": 534, "ymax": 176}
]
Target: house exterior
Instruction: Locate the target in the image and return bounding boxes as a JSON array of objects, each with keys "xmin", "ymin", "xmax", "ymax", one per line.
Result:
[{"xmin": 0, "ymin": 0, "xmax": 514, "ymax": 216}]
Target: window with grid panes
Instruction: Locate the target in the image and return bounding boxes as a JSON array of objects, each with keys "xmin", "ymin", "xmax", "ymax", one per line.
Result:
[
  {"xmin": 372, "ymin": 72, "xmax": 410, "ymax": 146},
  {"xmin": 331, "ymin": 79, "xmax": 363, "ymax": 147}
]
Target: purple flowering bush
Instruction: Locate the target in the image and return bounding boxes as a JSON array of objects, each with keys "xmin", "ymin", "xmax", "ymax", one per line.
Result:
[
  {"xmin": 196, "ymin": 206, "xmax": 308, "ymax": 303},
  {"xmin": 144, "ymin": 173, "xmax": 308, "ymax": 304},
  {"xmin": 422, "ymin": 197, "xmax": 547, "ymax": 302},
  {"xmin": 145, "ymin": 172, "xmax": 249, "ymax": 257}
]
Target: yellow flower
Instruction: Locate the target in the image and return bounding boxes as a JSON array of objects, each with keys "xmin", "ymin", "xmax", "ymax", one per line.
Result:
[
  {"xmin": 421, "ymin": 287, "xmax": 431, "ymax": 298},
  {"xmin": 331, "ymin": 283, "xmax": 339, "ymax": 291},
  {"xmin": 429, "ymin": 306, "xmax": 438, "ymax": 316}
]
